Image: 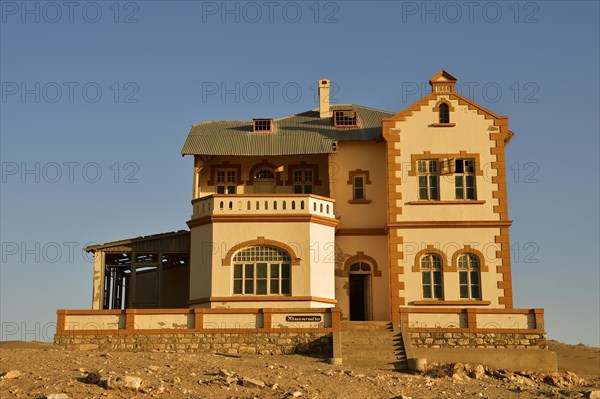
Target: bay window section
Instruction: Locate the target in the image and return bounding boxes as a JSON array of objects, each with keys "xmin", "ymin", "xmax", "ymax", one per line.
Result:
[{"xmin": 232, "ymin": 246, "xmax": 291, "ymax": 295}]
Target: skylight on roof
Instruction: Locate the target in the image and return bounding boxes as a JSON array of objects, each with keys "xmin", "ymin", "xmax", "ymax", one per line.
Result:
[
  {"xmin": 253, "ymin": 119, "xmax": 272, "ymax": 132},
  {"xmin": 333, "ymin": 110, "xmax": 358, "ymax": 127}
]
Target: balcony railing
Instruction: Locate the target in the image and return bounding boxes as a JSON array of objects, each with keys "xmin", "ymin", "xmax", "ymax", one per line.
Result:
[{"xmin": 191, "ymin": 194, "xmax": 335, "ymax": 219}]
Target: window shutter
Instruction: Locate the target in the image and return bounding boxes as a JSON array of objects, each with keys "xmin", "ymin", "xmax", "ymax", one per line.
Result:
[{"xmin": 441, "ymin": 158, "xmax": 455, "ymax": 175}]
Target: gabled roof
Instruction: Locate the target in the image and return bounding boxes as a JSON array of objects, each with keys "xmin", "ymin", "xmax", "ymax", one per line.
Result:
[
  {"xmin": 429, "ymin": 70, "xmax": 457, "ymax": 84},
  {"xmin": 181, "ymin": 104, "xmax": 394, "ymax": 156}
]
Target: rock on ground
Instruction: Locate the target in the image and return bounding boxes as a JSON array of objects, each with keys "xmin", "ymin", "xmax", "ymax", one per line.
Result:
[
  {"xmin": 2, "ymin": 370, "xmax": 22, "ymax": 379},
  {"xmin": 105, "ymin": 375, "xmax": 143, "ymax": 390}
]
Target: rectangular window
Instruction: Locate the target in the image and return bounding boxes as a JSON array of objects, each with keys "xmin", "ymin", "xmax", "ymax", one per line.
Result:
[
  {"xmin": 417, "ymin": 160, "xmax": 439, "ymax": 200},
  {"xmin": 270, "ymin": 264, "xmax": 280, "ymax": 294},
  {"xmin": 253, "ymin": 119, "xmax": 272, "ymax": 132},
  {"xmin": 233, "ymin": 264, "xmax": 243, "ymax": 294},
  {"xmin": 216, "ymin": 169, "xmax": 237, "ymax": 194},
  {"xmin": 353, "ymin": 176, "xmax": 365, "ymax": 200},
  {"xmin": 459, "ymin": 271, "xmax": 469, "ymax": 298},
  {"xmin": 333, "ymin": 110, "xmax": 358, "ymax": 127},
  {"xmin": 256, "ymin": 263, "xmax": 267, "ymax": 295},
  {"xmin": 244, "ymin": 264, "xmax": 254, "ymax": 294},
  {"xmin": 281, "ymin": 263, "xmax": 291, "ymax": 294},
  {"xmin": 459, "ymin": 271, "xmax": 481, "ymax": 299},
  {"xmin": 233, "ymin": 262, "xmax": 291, "ymax": 295},
  {"xmin": 422, "ymin": 271, "xmax": 443, "ymax": 299},
  {"xmin": 470, "ymin": 271, "xmax": 480, "ymax": 299},
  {"xmin": 293, "ymin": 169, "xmax": 313, "ymax": 194},
  {"xmin": 455, "ymin": 159, "xmax": 476, "ymax": 200}
]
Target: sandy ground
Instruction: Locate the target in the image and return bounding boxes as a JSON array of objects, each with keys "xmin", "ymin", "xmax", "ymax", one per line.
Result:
[
  {"xmin": 548, "ymin": 340, "xmax": 600, "ymax": 376},
  {"xmin": 1, "ymin": 340, "xmax": 598, "ymax": 399}
]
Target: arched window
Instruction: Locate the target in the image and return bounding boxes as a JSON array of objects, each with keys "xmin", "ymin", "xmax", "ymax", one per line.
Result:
[
  {"xmin": 254, "ymin": 169, "xmax": 275, "ymax": 180},
  {"xmin": 439, "ymin": 103, "xmax": 450, "ymax": 124},
  {"xmin": 458, "ymin": 254, "xmax": 481, "ymax": 299},
  {"xmin": 421, "ymin": 254, "xmax": 443, "ymax": 299},
  {"xmin": 349, "ymin": 262, "xmax": 371, "ymax": 273},
  {"xmin": 253, "ymin": 168, "xmax": 276, "ymax": 194},
  {"xmin": 232, "ymin": 246, "xmax": 291, "ymax": 296}
]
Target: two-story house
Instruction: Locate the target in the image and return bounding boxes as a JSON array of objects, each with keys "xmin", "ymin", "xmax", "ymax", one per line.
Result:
[
  {"xmin": 57, "ymin": 71, "xmax": 553, "ymax": 371},
  {"xmin": 84, "ymin": 71, "xmax": 518, "ymax": 325}
]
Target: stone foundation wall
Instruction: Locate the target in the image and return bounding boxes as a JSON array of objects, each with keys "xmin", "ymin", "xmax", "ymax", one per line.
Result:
[
  {"xmin": 55, "ymin": 332, "xmax": 333, "ymax": 355},
  {"xmin": 410, "ymin": 331, "xmax": 547, "ymax": 349}
]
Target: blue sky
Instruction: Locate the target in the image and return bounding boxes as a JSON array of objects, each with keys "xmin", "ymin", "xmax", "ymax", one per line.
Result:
[{"xmin": 1, "ymin": 1, "xmax": 598, "ymax": 346}]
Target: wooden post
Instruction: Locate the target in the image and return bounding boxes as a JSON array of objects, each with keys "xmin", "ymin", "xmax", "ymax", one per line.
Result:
[
  {"xmin": 129, "ymin": 251, "xmax": 136, "ymax": 309},
  {"xmin": 157, "ymin": 251, "xmax": 163, "ymax": 307},
  {"xmin": 93, "ymin": 252, "xmax": 105, "ymax": 310}
]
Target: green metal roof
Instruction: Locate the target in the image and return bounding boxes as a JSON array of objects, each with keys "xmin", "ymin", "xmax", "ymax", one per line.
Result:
[{"xmin": 181, "ymin": 104, "xmax": 393, "ymax": 156}]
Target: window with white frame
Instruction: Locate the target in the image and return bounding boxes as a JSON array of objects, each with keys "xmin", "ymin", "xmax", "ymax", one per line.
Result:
[
  {"xmin": 458, "ymin": 254, "xmax": 481, "ymax": 299},
  {"xmin": 421, "ymin": 254, "xmax": 443, "ymax": 299},
  {"xmin": 417, "ymin": 160, "xmax": 440, "ymax": 200},
  {"xmin": 455, "ymin": 159, "xmax": 476, "ymax": 200},
  {"xmin": 216, "ymin": 169, "xmax": 237, "ymax": 194},
  {"xmin": 232, "ymin": 246, "xmax": 291, "ymax": 295},
  {"xmin": 293, "ymin": 169, "xmax": 313, "ymax": 194}
]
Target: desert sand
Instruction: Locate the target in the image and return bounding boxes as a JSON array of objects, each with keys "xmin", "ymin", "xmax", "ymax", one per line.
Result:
[{"xmin": 1, "ymin": 340, "xmax": 598, "ymax": 399}]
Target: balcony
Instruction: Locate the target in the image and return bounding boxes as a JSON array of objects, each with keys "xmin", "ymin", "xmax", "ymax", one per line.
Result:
[{"xmin": 190, "ymin": 194, "xmax": 336, "ymax": 221}]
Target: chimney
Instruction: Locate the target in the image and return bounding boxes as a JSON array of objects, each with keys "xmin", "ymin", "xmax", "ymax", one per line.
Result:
[{"xmin": 318, "ymin": 78, "xmax": 331, "ymax": 118}]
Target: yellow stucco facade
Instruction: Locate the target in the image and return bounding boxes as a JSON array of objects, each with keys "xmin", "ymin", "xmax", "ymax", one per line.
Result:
[{"xmin": 85, "ymin": 71, "xmax": 525, "ymax": 325}]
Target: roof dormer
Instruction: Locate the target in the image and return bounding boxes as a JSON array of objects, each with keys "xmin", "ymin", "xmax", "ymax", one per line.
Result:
[
  {"xmin": 333, "ymin": 109, "xmax": 358, "ymax": 128},
  {"xmin": 429, "ymin": 70, "xmax": 457, "ymax": 94},
  {"xmin": 253, "ymin": 118, "xmax": 273, "ymax": 132}
]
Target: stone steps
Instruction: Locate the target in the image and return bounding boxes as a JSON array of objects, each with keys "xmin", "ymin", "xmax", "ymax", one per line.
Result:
[
  {"xmin": 340, "ymin": 321, "xmax": 392, "ymax": 331},
  {"xmin": 339, "ymin": 321, "xmax": 407, "ymax": 370}
]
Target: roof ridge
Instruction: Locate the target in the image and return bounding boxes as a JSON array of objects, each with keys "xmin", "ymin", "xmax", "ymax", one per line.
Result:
[
  {"xmin": 192, "ymin": 120, "xmax": 249, "ymax": 127},
  {"xmin": 192, "ymin": 104, "xmax": 394, "ymax": 126},
  {"xmin": 331, "ymin": 103, "xmax": 394, "ymax": 114}
]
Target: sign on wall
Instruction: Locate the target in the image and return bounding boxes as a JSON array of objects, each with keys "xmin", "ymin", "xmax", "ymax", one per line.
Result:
[{"xmin": 285, "ymin": 315, "xmax": 322, "ymax": 322}]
